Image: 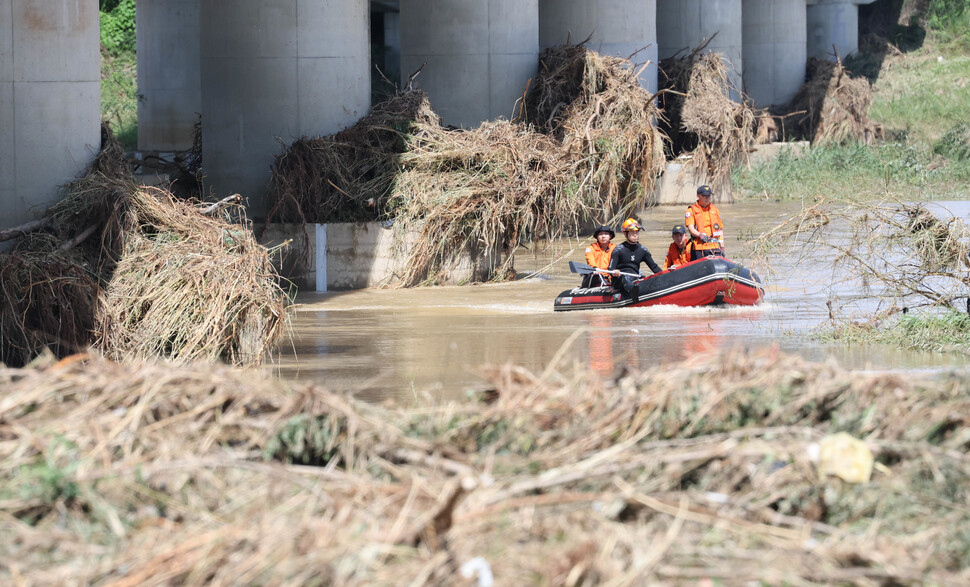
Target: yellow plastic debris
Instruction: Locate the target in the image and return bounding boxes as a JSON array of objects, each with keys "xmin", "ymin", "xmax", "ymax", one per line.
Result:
[{"xmin": 814, "ymin": 432, "xmax": 874, "ymax": 484}]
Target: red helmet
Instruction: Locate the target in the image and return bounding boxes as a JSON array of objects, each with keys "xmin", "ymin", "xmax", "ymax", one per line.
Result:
[{"xmin": 621, "ymin": 218, "xmax": 642, "ymax": 232}]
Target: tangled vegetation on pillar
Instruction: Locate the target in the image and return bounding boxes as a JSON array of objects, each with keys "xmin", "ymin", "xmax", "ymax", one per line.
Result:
[
  {"xmin": 522, "ymin": 44, "xmax": 666, "ymax": 213},
  {"xmin": 659, "ymin": 47, "xmax": 763, "ymax": 191},
  {"xmin": 782, "ymin": 57, "xmax": 883, "ymax": 146},
  {"xmin": 0, "ymin": 124, "xmax": 288, "ymax": 367},
  {"xmin": 266, "ymin": 44, "xmax": 666, "ymax": 286},
  {"xmin": 267, "ymin": 90, "xmax": 439, "ymax": 225}
]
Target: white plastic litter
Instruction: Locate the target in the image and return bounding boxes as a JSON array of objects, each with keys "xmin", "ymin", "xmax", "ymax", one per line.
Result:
[{"xmin": 460, "ymin": 557, "xmax": 494, "ymax": 587}]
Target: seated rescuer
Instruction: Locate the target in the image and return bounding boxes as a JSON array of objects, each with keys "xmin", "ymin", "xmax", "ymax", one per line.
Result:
[
  {"xmin": 663, "ymin": 224, "xmax": 693, "ymax": 270},
  {"xmin": 686, "ymin": 185, "xmax": 725, "ymax": 260},
  {"xmin": 608, "ymin": 218, "xmax": 662, "ymax": 303},
  {"xmin": 583, "ymin": 225, "xmax": 616, "ymax": 288}
]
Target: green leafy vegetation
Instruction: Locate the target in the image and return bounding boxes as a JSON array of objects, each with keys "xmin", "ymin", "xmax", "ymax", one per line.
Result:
[
  {"xmin": 821, "ymin": 309, "xmax": 970, "ymax": 353},
  {"xmin": 100, "ymin": 0, "xmax": 137, "ymax": 150},
  {"xmin": 925, "ymin": 0, "xmax": 970, "ymax": 53},
  {"xmin": 99, "ymin": 0, "xmax": 135, "ymax": 56},
  {"xmin": 736, "ymin": 3, "xmax": 970, "ymax": 202}
]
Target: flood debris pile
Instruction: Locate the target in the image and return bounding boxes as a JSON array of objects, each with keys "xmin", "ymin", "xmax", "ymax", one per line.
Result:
[
  {"xmin": 4, "ymin": 348, "xmax": 970, "ymax": 584},
  {"xmin": 267, "ymin": 44, "xmax": 665, "ymax": 286},
  {"xmin": 0, "ymin": 124, "xmax": 287, "ymax": 367},
  {"xmin": 390, "ymin": 119, "xmax": 569, "ymax": 286},
  {"xmin": 782, "ymin": 57, "xmax": 883, "ymax": 145},
  {"xmin": 659, "ymin": 48, "xmax": 762, "ymax": 189},
  {"xmin": 522, "ymin": 44, "xmax": 666, "ymax": 211},
  {"xmin": 268, "ymin": 90, "xmax": 439, "ymax": 225}
]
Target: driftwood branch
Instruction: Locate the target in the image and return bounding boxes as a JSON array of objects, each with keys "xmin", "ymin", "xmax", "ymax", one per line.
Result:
[
  {"xmin": 0, "ymin": 217, "xmax": 51, "ymax": 242},
  {"xmin": 58, "ymin": 224, "xmax": 98, "ymax": 252},
  {"xmin": 201, "ymin": 194, "xmax": 242, "ymax": 216}
]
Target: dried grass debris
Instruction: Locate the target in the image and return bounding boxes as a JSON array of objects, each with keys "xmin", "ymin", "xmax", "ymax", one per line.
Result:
[
  {"xmin": 783, "ymin": 57, "xmax": 883, "ymax": 145},
  {"xmin": 267, "ymin": 44, "xmax": 667, "ymax": 286},
  {"xmin": 3, "ymin": 348, "xmax": 970, "ymax": 584},
  {"xmin": 267, "ymin": 90, "xmax": 439, "ymax": 225},
  {"xmin": 660, "ymin": 49, "xmax": 757, "ymax": 189},
  {"xmin": 0, "ymin": 123, "xmax": 287, "ymax": 367}
]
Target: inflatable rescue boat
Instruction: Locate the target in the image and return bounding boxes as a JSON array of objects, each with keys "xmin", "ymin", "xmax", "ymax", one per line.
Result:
[{"xmin": 554, "ymin": 256, "xmax": 763, "ymax": 311}]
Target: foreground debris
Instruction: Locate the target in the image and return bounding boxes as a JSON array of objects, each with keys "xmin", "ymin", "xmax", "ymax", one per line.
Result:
[{"xmin": 3, "ymin": 348, "xmax": 969, "ymax": 584}]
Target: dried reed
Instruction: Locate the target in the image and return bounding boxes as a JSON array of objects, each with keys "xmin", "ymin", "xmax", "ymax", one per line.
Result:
[
  {"xmin": 783, "ymin": 57, "xmax": 883, "ymax": 145},
  {"xmin": 3, "ymin": 348, "xmax": 970, "ymax": 584},
  {"xmin": 0, "ymin": 124, "xmax": 287, "ymax": 367},
  {"xmin": 266, "ymin": 44, "xmax": 666, "ymax": 286},
  {"xmin": 267, "ymin": 90, "xmax": 439, "ymax": 225},
  {"xmin": 660, "ymin": 49, "xmax": 757, "ymax": 190}
]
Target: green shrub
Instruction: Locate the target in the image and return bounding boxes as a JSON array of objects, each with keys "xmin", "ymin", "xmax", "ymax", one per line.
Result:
[
  {"xmin": 100, "ymin": 0, "xmax": 135, "ymax": 56},
  {"xmin": 934, "ymin": 124, "xmax": 970, "ymax": 162},
  {"xmin": 926, "ymin": 0, "xmax": 970, "ymax": 51}
]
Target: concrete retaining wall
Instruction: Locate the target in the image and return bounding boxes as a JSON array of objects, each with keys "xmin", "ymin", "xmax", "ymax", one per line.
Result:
[{"xmin": 260, "ymin": 222, "xmax": 500, "ymax": 291}]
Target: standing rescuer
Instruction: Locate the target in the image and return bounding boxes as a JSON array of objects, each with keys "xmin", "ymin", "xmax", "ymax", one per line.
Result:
[
  {"xmin": 609, "ymin": 218, "xmax": 662, "ymax": 304},
  {"xmin": 582, "ymin": 225, "xmax": 616, "ymax": 287},
  {"xmin": 686, "ymin": 185, "xmax": 725, "ymax": 260}
]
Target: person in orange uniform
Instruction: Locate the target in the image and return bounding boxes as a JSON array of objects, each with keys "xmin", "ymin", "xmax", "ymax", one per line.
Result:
[
  {"xmin": 582, "ymin": 224, "xmax": 616, "ymax": 287},
  {"xmin": 663, "ymin": 224, "xmax": 693, "ymax": 270},
  {"xmin": 685, "ymin": 185, "xmax": 725, "ymax": 260}
]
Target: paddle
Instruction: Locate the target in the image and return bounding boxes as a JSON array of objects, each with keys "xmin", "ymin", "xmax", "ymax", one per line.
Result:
[{"xmin": 567, "ymin": 261, "xmax": 641, "ymax": 278}]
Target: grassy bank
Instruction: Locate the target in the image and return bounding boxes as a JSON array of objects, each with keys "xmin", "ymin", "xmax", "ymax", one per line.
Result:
[
  {"xmin": 100, "ymin": 0, "xmax": 137, "ymax": 150},
  {"xmin": 821, "ymin": 309, "xmax": 970, "ymax": 353},
  {"xmin": 101, "ymin": 50, "xmax": 137, "ymax": 150},
  {"xmin": 735, "ymin": 4, "xmax": 970, "ymax": 202},
  {"xmin": 5, "ymin": 348, "xmax": 970, "ymax": 584}
]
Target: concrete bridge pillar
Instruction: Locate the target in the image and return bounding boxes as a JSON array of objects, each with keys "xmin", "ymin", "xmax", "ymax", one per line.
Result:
[
  {"xmin": 656, "ymin": 0, "xmax": 743, "ymax": 100},
  {"xmin": 400, "ymin": 0, "xmax": 539, "ymax": 128},
  {"xmin": 742, "ymin": 0, "xmax": 807, "ymax": 108},
  {"xmin": 807, "ymin": 0, "xmax": 876, "ymax": 61},
  {"xmin": 199, "ymin": 0, "xmax": 370, "ymax": 217},
  {"xmin": 538, "ymin": 0, "xmax": 658, "ymax": 94},
  {"xmin": 0, "ymin": 0, "xmax": 101, "ymax": 230},
  {"xmin": 136, "ymin": 0, "xmax": 201, "ymax": 153}
]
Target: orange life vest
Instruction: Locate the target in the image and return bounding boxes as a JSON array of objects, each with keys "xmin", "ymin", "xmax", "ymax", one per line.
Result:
[
  {"xmin": 685, "ymin": 202, "xmax": 724, "ymax": 251},
  {"xmin": 663, "ymin": 241, "xmax": 693, "ymax": 270},
  {"xmin": 585, "ymin": 241, "xmax": 616, "ymax": 270}
]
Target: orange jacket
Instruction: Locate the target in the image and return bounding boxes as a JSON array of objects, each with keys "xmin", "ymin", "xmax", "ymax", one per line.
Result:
[
  {"xmin": 663, "ymin": 241, "xmax": 693, "ymax": 270},
  {"xmin": 585, "ymin": 241, "xmax": 616, "ymax": 270},
  {"xmin": 685, "ymin": 202, "xmax": 724, "ymax": 251}
]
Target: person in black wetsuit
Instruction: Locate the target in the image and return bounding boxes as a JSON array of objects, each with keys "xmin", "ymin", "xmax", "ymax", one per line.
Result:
[{"xmin": 608, "ymin": 218, "xmax": 662, "ymax": 304}]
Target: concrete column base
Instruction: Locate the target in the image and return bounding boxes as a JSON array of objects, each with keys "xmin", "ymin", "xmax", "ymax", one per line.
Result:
[
  {"xmin": 260, "ymin": 222, "xmax": 501, "ymax": 291},
  {"xmin": 652, "ymin": 157, "xmax": 733, "ymax": 206}
]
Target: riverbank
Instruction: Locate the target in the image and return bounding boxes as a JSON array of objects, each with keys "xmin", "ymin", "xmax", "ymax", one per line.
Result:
[
  {"xmin": 3, "ymin": 347, "xmax": 970, "ymax": 584},
  {"xmin": 734, "ymin": 14, "xmax": 970, "ymax": 203}
]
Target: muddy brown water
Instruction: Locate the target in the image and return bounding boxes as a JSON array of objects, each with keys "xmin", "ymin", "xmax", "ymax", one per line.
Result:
[{"xmin": 268, "ymin": 201, "xmax": 970, "ymax": 402}]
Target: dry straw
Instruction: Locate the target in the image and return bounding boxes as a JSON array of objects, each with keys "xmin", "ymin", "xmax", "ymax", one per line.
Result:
[
  {"xmin": 784, "ymin": 57, "xmax": 883, "ymax": 145},
  {"xmin": 266, "ymin": 44, "xmax": 666, "ymax": 286},
  {"xmin": 4, "ymin": 347, "xmax": 970, "ymax": 584},
  {"xmin": 0, "ymin": 123, "xmax": 287, "ymax": 367},
  {"xmin": 660, "ymin": 47, "xmax": 758, "ymax": 190}
]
